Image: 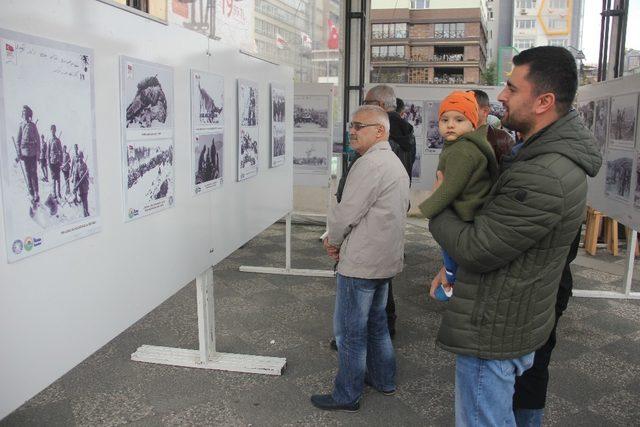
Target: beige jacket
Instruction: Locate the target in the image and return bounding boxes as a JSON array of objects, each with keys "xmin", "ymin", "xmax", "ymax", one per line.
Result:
[{"xmin": 329, "ymin": 141, "xmax": 410, "ymax": 279}]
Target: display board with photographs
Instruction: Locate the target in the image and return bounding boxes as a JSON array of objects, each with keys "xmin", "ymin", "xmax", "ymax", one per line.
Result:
[
  {"xmin": 0, "ymin": 29, "xmax": 101, "ymax": 262},
  {"xmin": 403, "ymin": 100, "xmax": 424, "ymax": 137},
  {"xmin": 190, "ymin": 70, "xmax": 224, "ymax": 194},
  {"xmin": 237, "ymin": 79, "xmax": 259, "ymax": 181},
  {"xmin": 577, "ymin": 100, "xmax": 595, "ymax": 131},
  {"xmin": 120, "ymin": 56, "xmax": 175, "ymax": 221},
  {"xmin": 270, "ymin": 84, "xmax": 286, "ymax": 167},
  {"xmin": 578, "ymin": 73, "xmax": 640, "ymax": 231}
]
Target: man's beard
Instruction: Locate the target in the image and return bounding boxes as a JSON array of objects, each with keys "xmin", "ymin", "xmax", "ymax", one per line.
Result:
[{"xmin": 502, "ymin": 110, "xmax": 532, "ymax": 136}]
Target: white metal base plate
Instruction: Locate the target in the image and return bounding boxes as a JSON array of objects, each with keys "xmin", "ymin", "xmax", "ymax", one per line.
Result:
[
  {"xmin": 131, "ymin": 345, "xmax": 286, "ymax": 375},
  {"xmin": 239, "ymin": 265, "xmax": 335, "ymax": 278},
  {"xmin": 572, "ymin": 290, "xmax": 640, "ymax": 300}
]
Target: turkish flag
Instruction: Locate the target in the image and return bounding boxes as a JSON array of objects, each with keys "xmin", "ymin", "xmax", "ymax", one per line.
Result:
[{"xmin": 328, "ymin": 19, "xmax": 339, "ymax": 50}]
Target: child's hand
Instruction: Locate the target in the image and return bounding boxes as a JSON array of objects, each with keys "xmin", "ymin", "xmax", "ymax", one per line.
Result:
[{"xmin": 429, "ymin": 265, "xmax": 446, "ymax": 299}]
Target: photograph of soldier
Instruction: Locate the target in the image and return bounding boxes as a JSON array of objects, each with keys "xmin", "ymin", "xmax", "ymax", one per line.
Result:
[
  {"xmin": 635, "ymin": 153, "xmax": 640, "ymax": 209},
  {"xmin": 411, "ymin": 143, "xmax": 422, "ymax": 181},
  {"xmin": 424, "ymin": 101, "xmax": 445, "ymax": 154},
  {"xmin": 578, "ymin": 100, "xmax": 595, "ymax": 131},
  {"xmin": 39, "ymin": 133, "xmax": 49, "ymax": 182},
  {"xmin": 594, "ymin": 98, "xmax": 610, "ymax": 154},
  {"xmin": 293, "ymin": 95, "xmax": 329, "ymax": 130},
  {"xmin": 604, "ymin": 150, "xmax": 633, "ymax": 202},
  {"xmin": 238, "ymin": 127, "xmax": 258, "ymax": 180},
  {"xmin": 75, "ymin": 151, "xmax": 90, "ymax": 217},
  {"xmin": 403, "ymin": 101, "xmax": 424, "ymax": 136},
  {"xmin": 272, "ymin": 125, "xmax": 285, "ymax": 158},
  {"xmin": 272, "ymin": 88, "xmax": 285, "ymax": 123},
  {"xmin": 48, "ymin": 125, "xmax": 63, "ymax": 199},
  {"xmin": 61, "ymin": 145, "xmax": 71, "ymax": 194},
  {"xmin": 240, "ymin": 82, "xmax": 258, "ymax": 127},
  {"xmin": 609, "ymin": 93, "xmax": 638, "ymax": 149},
  {"xmin": 70, "ymin": 144, "xmax": 81, "ymax": 204},
  {"xmin": 194, "ymin": 132, "xmax": 223, "ymax": 186},
  {"xmin": 14, "ymin": 105, "xmax": 41, "ymax": 206}
]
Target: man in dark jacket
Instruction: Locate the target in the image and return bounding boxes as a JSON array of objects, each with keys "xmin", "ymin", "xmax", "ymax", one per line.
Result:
[
  {"xmin": 428, "ymin": 46, "xmax": 602, "ymax": 426},
  {"xmin": 334, "ymin": 84, "xmax": 415, "ymax": 341}
]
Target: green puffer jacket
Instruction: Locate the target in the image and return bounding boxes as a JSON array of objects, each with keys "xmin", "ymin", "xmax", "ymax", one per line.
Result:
[{"xmin": 429, "ymin": 110, "xmax": 602, "ymax": 359}]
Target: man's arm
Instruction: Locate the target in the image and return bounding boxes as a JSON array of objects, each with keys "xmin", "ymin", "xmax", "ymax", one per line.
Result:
[
  {"xmin": 328, "ymin": 158, "xmax": 381, "ymax": 247},
  {"xmin": 429, "ymin": 163, "xmax": 564, "ymax": 273}
]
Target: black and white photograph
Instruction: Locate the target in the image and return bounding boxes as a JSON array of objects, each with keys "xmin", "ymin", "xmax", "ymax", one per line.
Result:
[
  {"xmin": 271, "ymin": 84, "xmax": 286, "ymax": 167},
  {"xmin": 424, "ymin": 101, "xmax": 444, "ymax": 154},
  {"xmin": 120, "ymin": 56, "xmax": 174, "ymax": 140},
  {"xmin": 594, "ymin": 98, "xmax": 609, "ymax": 154},
  {"xmin": 609, "ymin": 93, "xmax": 638, "ymax": 150},
  {"xmin": 191, "ymin": 70, "xmax": 224, "ymax": 129},
  {"xmin": 238, "ymin": 128, "xmax": 258, "ymax": 181},
  {"xmin": 293, "ymin": 135, "xmax": 330, "ymax": 174},
  {"xmin": 239, "ymin": 80, "xmax": 258, "ymax": 127},
  {"xmin": 604, "ymin": 149, "xmax": 633, "ymax": 204},
  {"xmin": 403, "ymin": 100, "xmax": 424, "ymax": 137},
  {"xmin": 125, "ymin": 138, "xmax": 175, "ymax": 220},
  {"xmin": 193, "ymin": 131, "xmax": 223, "ymax": 195},
  {"xmin": 578, "ymin": 100, "xmax": 595, "ymax": 131},
  {"xmin": 489, "ymin": 101, "xmax": 506, "ymax": 120},
  {"xmin": 0, "ymin": 29, "xmax": 101, "ymax": 262},
  {"xmin": 412, "ymin": 143, "xmax": 422, "ymax": 182},
  {"xmin": 294, "ymin": 95, "xmax": 329, "ymax": 130}
]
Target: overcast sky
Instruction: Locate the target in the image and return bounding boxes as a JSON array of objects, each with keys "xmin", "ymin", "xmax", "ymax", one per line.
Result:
[{"xmin": 581, "ymin": 2, "xmax": 639, "ymax": 65}]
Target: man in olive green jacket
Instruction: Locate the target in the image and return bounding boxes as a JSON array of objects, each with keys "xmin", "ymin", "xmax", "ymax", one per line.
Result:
[{"xmin": 428, "ymin": 46, "xmax": 602, "ymax": 426}]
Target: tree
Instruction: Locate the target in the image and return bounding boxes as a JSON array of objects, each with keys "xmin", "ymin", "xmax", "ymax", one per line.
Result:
[{"xmin": 480, "ymin": 61, "xmax": 497, "ymax": 86}]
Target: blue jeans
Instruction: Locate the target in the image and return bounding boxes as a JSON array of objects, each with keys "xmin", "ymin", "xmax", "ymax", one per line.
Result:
[
  {"xmin": 442, "ymin": 248, "xmax": 457, "ymax": 284},
  {"xmin": 514, "ymin": 408, "xmax": 544, "ymax": 426},
  {"xmin": 332, "ymin": 273, "xmax": 395, "ymax": 404},
  {"xmin": 455, "ymin": 353, "xmax": 535, "ymax": 427}
]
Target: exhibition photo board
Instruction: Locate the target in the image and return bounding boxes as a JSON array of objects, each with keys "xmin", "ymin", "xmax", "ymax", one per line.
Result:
[
  {"xmin": 0, "ymin": 28, "xmax": 101, "ymax": 263},
  {"xmin": 237, "ymin": 79, "xmax": 259, "ymax": 181},
  {"xmin": 578, "ymin": 73, "xmax": 640, "ymax": 230},
  {"xmin": 119, "ymin": 56, "xmax": 175, "ymax": 221},
  {"xmin": 293, "ymin": 83, "xmax": 333, "ymax": 188}
]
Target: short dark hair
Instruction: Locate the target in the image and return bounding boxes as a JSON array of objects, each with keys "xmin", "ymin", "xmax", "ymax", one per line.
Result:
[
  {"xmin": 395, "ymin": 97, "xmax": 404, "ymax": 114},
  {"xmin": 470, "ymin": 89, "xmax": 490, "ymax": 108},
  {"xmin": 512, "ymin": 46, "xmax": 577, "ymax": 114}
]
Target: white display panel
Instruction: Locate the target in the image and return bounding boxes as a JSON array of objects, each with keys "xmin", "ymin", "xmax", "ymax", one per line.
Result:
[
  {"xmin": 0, "ymin": 29, "xmax": 101, "ymax": 262},
  {"xmin": 578, "ymin": 73, "xmax": 640, "ymax": 230},
  {"xmin": 270, "ymin": 83, "xmax": 286, "ymax": 167},
  {"xmin": 0, "ymin": 0, "xmax": 293, "ymax": 419}
]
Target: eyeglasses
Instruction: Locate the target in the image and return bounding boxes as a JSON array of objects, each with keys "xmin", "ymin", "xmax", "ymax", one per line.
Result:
[
  {"xmin": 348, "ymin": 122, "xmax": 381, "ymax": 131},
  {"xmin": 362, "ymin": 100, "xmax": 381, "ymax": 106}
]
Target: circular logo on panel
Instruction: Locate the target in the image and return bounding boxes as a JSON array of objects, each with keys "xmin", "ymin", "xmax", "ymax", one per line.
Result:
[
  {"xmin": 12, "ymin": 239, "xmax": 23, "ymax": 255},
  {"xmin": 24, "ymin": 237, "xmax": 34, "ymax": 251}
]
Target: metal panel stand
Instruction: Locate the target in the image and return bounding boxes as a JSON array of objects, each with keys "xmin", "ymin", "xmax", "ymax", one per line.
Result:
[
  {"xmin": 574, "ymin": 230, "xmax": 639, "ymax": 300},
  {"xmin": 131, "ymin": 267, "xmax": 286, "ymax": 375},
  {"xmin": 240, "ymin": 212, "xmax": 335, "ymax": 278}
]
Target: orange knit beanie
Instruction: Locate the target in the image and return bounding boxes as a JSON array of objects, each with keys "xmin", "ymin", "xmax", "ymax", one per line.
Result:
[{"xmin": 438, "ymin": 91, "xmax": 479, "ymax": 128}]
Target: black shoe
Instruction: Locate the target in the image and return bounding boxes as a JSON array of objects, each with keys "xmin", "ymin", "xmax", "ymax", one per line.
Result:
[
  {"xmin": 330, "ymin": 338, "xmax": 337, "ymax": 351},
  {"xmin": 310, "ymin": 394, "xmax": 359, "ymax": 412},
  {"xmin": 364, "ymin": 377, "xmax": 396, "ymax": 396}
]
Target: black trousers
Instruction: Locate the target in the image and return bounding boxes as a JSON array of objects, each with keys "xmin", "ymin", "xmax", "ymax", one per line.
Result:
[
  {"xmin": 513, "ymin": 228, "xmax": 581, "ymax": 410},
  {"xmin": 386, "ymin": 280, "xmax": 396, "ymax": 333}
]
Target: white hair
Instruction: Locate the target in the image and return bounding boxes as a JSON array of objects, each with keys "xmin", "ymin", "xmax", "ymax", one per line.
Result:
[
  {"xmin": 366, "ymin": 85, "xmax": 397, "ymax": 111},
  {"xmin": 353, "ymin": 105, "xmax": 390, "ymax": 133}
]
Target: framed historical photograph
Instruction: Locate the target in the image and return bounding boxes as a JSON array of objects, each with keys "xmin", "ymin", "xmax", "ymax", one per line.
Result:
[
  {"xmin": 193, "ymin": 131, "xmax": 223, "ymax": 195},
  {"xmin": 0, "ymin": 28, "xmax": 101, "ymax": 262},
  {"xmin": 593, "ymin": 98, "xmax": 610, "ymax": 154},
  {"xmin": 293, "ymin": 135, "xmax": 331, "ymax": 174},
  {"xmin": 237, "ymin": 79, "xmax": 259, "ymax": 181},
  {"xmin": 191, "ymin": 70, "xmax": 224, "ymax": 130},
  {"xmin": 270, "ymin": 83, "xmax": 286, "ymax": 167},
  {"xmin": 403, "ymin": 100, "xmax": 424, "ymax": 137},
  {"xmin": 423, "ymin": 101, "xmax": 444, "ymax": 154},
  {"xmin": 294, "ymin": 95, "xmax": 329, "ymax": 131},
  {"xmin": 604, "ymin": 149, "xmax": 633, "ymax": 204},
  {"xmin": 609, "ymin": 93, "xmax": 638, "ymax": 150},
  {"xmin": 577, "ymin": 100, "xmax": 595, "ymax": 132}
]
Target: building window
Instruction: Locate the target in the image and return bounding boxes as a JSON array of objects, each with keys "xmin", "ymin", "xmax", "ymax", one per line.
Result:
[
  {"xmin": 372, "ymin": 23, "xmax": 407, "ymax": 39},
  {"xmin": 370, "ymin": 67, "xmax": 408, "ymax": 83},
  {"xmin": 515, "ymin": 19, "xmax": 536, "ymax": 29},
  {"xmin": 548, "ymin": 38, "xmax": 567, "ymax": 47},
  {"xmin": 411, "ymin": 0, "xmax": 429, "ymax": 9},
  {"xmin": 549, "ymin": 0, "xmax": 567, "ymax": 8},
  {"xmin": 515, "ymin": 38, "xmax": 535, "ymax": 50},
  {"xmin": 371, "ymin": 45, "xmax": 405, "ymax": 59},
  {"xmin": 434, "ymin": 23, "xmax": 465, "ymax": 38},
  {"xmin": 488, "ymin": 9, "xmax": 494, "ymax": 19},
  {"xmin": 516, "ymin": 0, "xmax": 536, "ymax": 8},
  {"xmin": 548, "ymin": 18, "xmax": 567, "ymax": 30},
  {"xmin": 97, "ymin": 0, "xmax": 167, "ymax": 22}
]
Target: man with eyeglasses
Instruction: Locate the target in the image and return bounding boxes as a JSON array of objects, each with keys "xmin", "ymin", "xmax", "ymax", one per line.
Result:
[{"xmin": 311, "ymin": 105, "xmax": 409, "ymax": 412}]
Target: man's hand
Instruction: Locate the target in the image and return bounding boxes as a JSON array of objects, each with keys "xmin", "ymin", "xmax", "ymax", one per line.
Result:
[
  {"xmin": 429, "ymin": 265, "xmax": 446, "ymax": 299},
  {"xmin": 323, "ymin": 236, "xmax": 340, "ymax": 262},
  {"xmin": 430, "ymin": 170, "xmax": 444, "ymax": 193}
]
